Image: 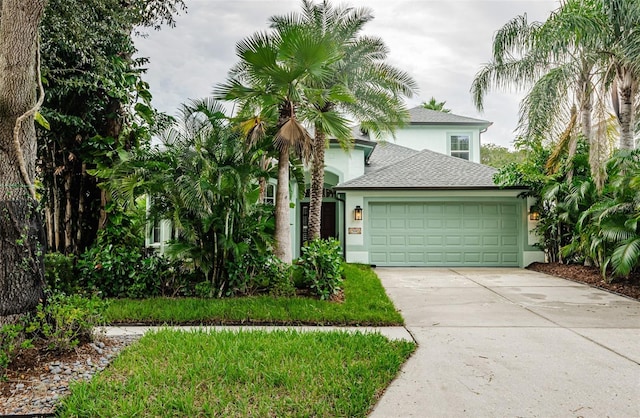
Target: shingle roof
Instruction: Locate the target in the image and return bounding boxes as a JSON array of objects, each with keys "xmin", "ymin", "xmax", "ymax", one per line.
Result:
[
  {"xmin": 336, "ymin": 149, "xmax": 500, "ymax": 189},
  {"xmin": 408, "ymin": 106, "xmax": 492, "ymax": 126},
  {"xmin": 365, "ymin": 142, "xmax": 418, "ymax": 174}
]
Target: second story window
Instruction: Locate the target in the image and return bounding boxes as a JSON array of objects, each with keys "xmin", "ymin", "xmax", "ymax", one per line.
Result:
[{"xmin": 449, "ymin": 134, "xmax": 470, "ymax": 160}]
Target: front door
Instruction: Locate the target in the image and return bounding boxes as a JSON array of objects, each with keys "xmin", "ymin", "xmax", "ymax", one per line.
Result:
[{"xmin": 301, "ymin": 201, "xmax": 337, "ymax": 246}]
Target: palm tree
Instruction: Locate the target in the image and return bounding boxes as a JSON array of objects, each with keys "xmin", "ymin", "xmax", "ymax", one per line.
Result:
[
  {"xmin": 215, "ymin": 21, "xmax": 341, "ymax": 263},
  {"xmin": 270, "ymin": 0, "xmax": 417, "ymax": 241},
  {"xmin": 105, "ymin": 98, "xmax": 273, "ymax": 295},
  {"xmin": 472, "ymin": 0, "xmax": 640, "ymax": 184},
  {"xmin": 421, "ymin": 97, "xmax": 450, "ymax": 113}
]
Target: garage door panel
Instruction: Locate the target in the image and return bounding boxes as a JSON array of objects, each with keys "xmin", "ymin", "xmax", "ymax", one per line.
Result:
[
  {"xmin": 408, "ymin": 235, "xmax": 425, "ymax": 246},
  {"xmin": 369, "ymin": 202, "xmax": 520, "ymax": 267},
  {"xmin": 482, "ymin": 235, "xmax": 499, "ymax": 246},
  {"xmin": 445, "ymin": 235, "xmax": 462, "ymax": 245},
  {"xmin": 388, "ymin": 252, "xmax": 406, "ymax": 263},
  {"xmin": 371, "ymin": 219, "xmax": 388, "ymax": 228},
  {"xmin": 464, "ymin": 252, "xmax": 481, "ymax": 263},
  {"xmin": 464, "ymin": 236, "xmax": 481, "ymax": 245},
  {"xmin": 389, "ymin": 219, "xmax": 406, "ymax": 229},
  {"xmin": 463, "ymin": 219, "xmax": 481, "ymax": 229},
  {"xmin": 427, "ymin": 235, "xmax": 443, "ymax": 245},
  {"xmin": 370, "ymin": 235, "xmax": 387, "ymax": 245},
  {"xmin": 502, "ymin": 236, "xmax": 518, "ymax": 246},
  {"xmin": 408, "ymin": 252, "xmax": 425, "ymax": 262},
  {"xmin": 408, "ymin": 219, "xmax": 424, "ymax": 228},
  {"xmin": 389, "ymin": 236, "xmax": 406, "ymax": 246}
]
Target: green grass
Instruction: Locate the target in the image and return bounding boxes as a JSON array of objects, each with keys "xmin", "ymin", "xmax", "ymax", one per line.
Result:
[
  {"xmin": 104, "ymin": 264, "xmax": 403, "ymax": 325},
  {"xmin": 58, "ymin": 330, "xmax": 415, "ymax": 417}
]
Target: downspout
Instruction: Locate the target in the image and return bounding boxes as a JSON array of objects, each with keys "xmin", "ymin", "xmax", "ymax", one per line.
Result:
[{"xmin": 335, "ymin": 192, "xmax": 347, "ymax": 259}]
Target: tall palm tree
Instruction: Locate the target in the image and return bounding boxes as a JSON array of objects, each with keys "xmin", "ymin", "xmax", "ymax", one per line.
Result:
[
  {"xmin": 215, "ymin": 21, "xmax": 341, "ymax": 263},
  {"xmin": 270, "ymin": 0, "xmax": 417, "ymax": 241},
  {"xmin": 421, "ymin": 97, "xmax": 450, "ymax": 113},
  {"xmin": 471, "ymin": 4, "xmax": 605, "ymax": 182}
]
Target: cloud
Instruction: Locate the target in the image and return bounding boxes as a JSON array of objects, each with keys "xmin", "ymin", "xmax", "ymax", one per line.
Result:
[{"xmin": 135, "ymin": 0, "xmax": 558, "ymax": 148}]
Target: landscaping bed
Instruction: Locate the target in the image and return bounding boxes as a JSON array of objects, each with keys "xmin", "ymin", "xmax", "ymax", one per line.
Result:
[{"xmin": 527, "ymin": 262, "xmax": 640, "ymax": 300}]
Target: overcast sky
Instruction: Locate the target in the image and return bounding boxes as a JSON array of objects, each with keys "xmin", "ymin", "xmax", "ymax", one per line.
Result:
[{"xmin": 135, "ymin": 0, "xmax": 558, "ymax": 148}]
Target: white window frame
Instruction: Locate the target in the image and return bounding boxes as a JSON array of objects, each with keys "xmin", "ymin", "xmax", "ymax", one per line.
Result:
[
  {"xmin": 265, "ymin": 183, "xmax": 276, "ymax": 205},
  {"xmin": 447, "ymin": 133, "xmax": 472, "ymax": 160}
]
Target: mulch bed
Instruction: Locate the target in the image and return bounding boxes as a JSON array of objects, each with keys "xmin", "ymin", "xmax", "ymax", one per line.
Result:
[{"xmin": 527, "ymin": 262, "xmax": 640, "ymax": 301}]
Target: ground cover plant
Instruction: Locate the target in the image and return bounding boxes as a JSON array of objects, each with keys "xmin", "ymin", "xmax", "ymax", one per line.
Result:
[
  {"xmin": 57, "ymin": 329, "xmax": 415, "ymax": 417},
  {"xmin": 104, "ymin": 264, "xmax": 403, "ymax": 325}
]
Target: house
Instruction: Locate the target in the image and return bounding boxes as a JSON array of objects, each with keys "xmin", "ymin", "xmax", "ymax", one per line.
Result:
[
  {"xmin": 148, "ymin": 106, "xmax": 544, "ymax": 267},
  {"xmin": 292, "ymin": 106, "xmax": 544, "ymax": 267}
]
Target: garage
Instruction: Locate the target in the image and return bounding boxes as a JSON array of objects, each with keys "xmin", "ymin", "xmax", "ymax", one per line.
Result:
[{"xmin": 368, "ymin": 201, "xmax": 520, "ymax": 266}]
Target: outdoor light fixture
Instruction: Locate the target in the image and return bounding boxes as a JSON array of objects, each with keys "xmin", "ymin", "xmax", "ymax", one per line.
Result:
[
  {"xmin": 529, "ymin": 206, "xmax": 540, "ymax": 221},
  {"xmin": 354, "ymin": 205, "xmax": 363, "ymax": 221}
]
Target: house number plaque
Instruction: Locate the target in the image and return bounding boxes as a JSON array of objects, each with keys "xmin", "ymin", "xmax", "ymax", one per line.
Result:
[{"xmin": 348, "ymin": 227, "xmax": 362, "ymax": 234}]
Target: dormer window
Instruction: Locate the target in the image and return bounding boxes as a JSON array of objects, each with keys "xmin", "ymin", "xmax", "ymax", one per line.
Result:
[{"xmin": 449, "ymin": 134, "xmax": 470, "ymax": 160}]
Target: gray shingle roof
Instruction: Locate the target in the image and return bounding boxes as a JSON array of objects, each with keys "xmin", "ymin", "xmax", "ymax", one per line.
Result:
[
  {"xmin": 336, "ymin": 149, "xmax": 500, "ymax": 189},
  {"xmin": 365, "ymin": 142, "xmax": 418, "ymax": 173},
  {"xmin": 408, "ymin": 106, "xmax": 492, "ymax": 126}
]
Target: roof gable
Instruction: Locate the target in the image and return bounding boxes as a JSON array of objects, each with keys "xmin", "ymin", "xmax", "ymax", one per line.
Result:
[{"xmin": 336, "ymin": 149, "xmax": 500, "ymax": 189}]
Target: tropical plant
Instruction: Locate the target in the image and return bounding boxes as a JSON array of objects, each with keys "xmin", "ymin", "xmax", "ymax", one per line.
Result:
[
  {"xmin": 269, "ymin": 0, "xmax": 417, "ymax": 242},
  {"xmin": 297, "ymin": 238, "xmax": 344, "ymax": 300},
  {"xmin": 104, "ymin": 99, "xmax": 274, "ymax": 296},
  {"xmin": 38, "ymin": 0, "xmax": 186, "ymax": 256},
  {"xmin": 420, "ymin": 97, "xmax": 450, "ymax": 113},
  {"xmin": 470, "ymin": 0, "xmax": 640, "ymax": 187}
]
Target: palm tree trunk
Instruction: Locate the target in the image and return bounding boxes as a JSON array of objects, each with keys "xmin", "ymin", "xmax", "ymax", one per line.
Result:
[
  {"xmin": 274, "ymin": 146, "xmax": 292, "ymax": 263},
  {"xmin": 308, "ymin": 127, "xmax": 326, "ymax": 241},
  {"xmin": 616, "ymin": 67, "xmax": 636, "ymax": 150}
]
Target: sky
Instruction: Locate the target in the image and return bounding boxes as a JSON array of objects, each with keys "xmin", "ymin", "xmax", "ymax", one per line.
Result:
[{"xmin": 135, "ymin": 0, "xmax": 559, "ymax": 149}]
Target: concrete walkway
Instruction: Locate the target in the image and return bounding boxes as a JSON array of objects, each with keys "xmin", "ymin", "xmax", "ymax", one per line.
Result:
[
  {"xmin": 100, "ymin": 324, "xmax": 413, "ymax": 341},
  {"xmin": 370, "ymin": 267, "xmax": 640, "ymax": 418}
]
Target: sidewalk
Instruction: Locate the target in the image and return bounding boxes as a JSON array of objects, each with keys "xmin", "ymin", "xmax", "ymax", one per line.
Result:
[{"xmin": 100, "ymin": 324, "xmax": 414, "ymax": 342}]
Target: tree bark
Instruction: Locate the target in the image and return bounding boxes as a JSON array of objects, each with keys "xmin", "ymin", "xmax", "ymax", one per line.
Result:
[
  {"xmin": 0, "ymin": 0, "xmax": 47, "ymax": 317},
  {"xmin": 274, "ymin": 146, "xmax": 292, "ymax": 263},
  {"xmin": 308, "ymin": 126, "xmax": 326, "ymax": 241},
  {"xmin": 616, "ymin": 66, "xmax": 636, "ymax": 150}
]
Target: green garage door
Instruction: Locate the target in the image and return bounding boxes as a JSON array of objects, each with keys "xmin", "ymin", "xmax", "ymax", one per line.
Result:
[{"xmin": 369, "ymin": 202, "xmax": 520, "ymax": 266}]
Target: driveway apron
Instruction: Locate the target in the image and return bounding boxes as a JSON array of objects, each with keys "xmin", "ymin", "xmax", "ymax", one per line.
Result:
[{"xmin": 370, "ymin": 268, "xmax": 640, "ymax": 418}]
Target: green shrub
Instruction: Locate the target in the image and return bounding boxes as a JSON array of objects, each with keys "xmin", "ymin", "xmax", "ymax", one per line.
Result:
[
  {"xmin": 27, "ymin": 293, "xmax": 107, "ymax": 352},
  {"xmin": 0, "ymin": 321, "xmax": 33, "ymax": 379},
  {"xmin": 45, "ymin": 252, "xmax": 79, "ymax": 294},
  {"xmin": 297, "ymin": 238, "xmax": 344, "ymax": 300},
  {"xmin": 226, "ymin": 253, "xmax": 294, "ymax": 297}
]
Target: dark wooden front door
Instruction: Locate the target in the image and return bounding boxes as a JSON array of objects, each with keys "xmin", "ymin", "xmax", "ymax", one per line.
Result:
[{"xmin": 301, "ymin": 201, "xmax": 337, "ymax": 246}]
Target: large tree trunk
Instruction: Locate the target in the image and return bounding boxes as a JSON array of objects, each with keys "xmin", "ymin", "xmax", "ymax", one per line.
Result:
[
  {"xmin": 274, "ymin": 146, "xmax": 292, "ymax": 263},
  {"xmin": 616, "ymin": 66, "xmax": 637, "ymax": 150},
  {"xmin": 308, "ymin": 126, "xmax": 326, "ymax": 241},
  {"xmin": 0, "ymin": 0, "xmax": 47, "ymax": 318}
]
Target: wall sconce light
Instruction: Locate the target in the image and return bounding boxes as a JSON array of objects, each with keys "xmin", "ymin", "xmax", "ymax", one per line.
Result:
[
  {"xmin": 354, "ymin": 205, "xmax": 363, "ymax": 221},
  {"xmin": 529, "ymin": 206, "xmax": 540, "ymax": 221}
]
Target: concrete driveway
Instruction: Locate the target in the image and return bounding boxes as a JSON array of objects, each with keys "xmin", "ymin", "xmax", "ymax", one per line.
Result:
[{"xmin": 370, "ymin": 268, "xmax": 640, "ymax": 418}]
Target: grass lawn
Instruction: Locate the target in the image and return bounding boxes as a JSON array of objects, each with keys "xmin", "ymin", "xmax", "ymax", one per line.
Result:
[
  {"xmin": 104, "ymin": 264, "xmax": 403, "ymax": 326},
  {"xmin": 58, "ymin": 329, "xmax": 415, "ymax": 417}
]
